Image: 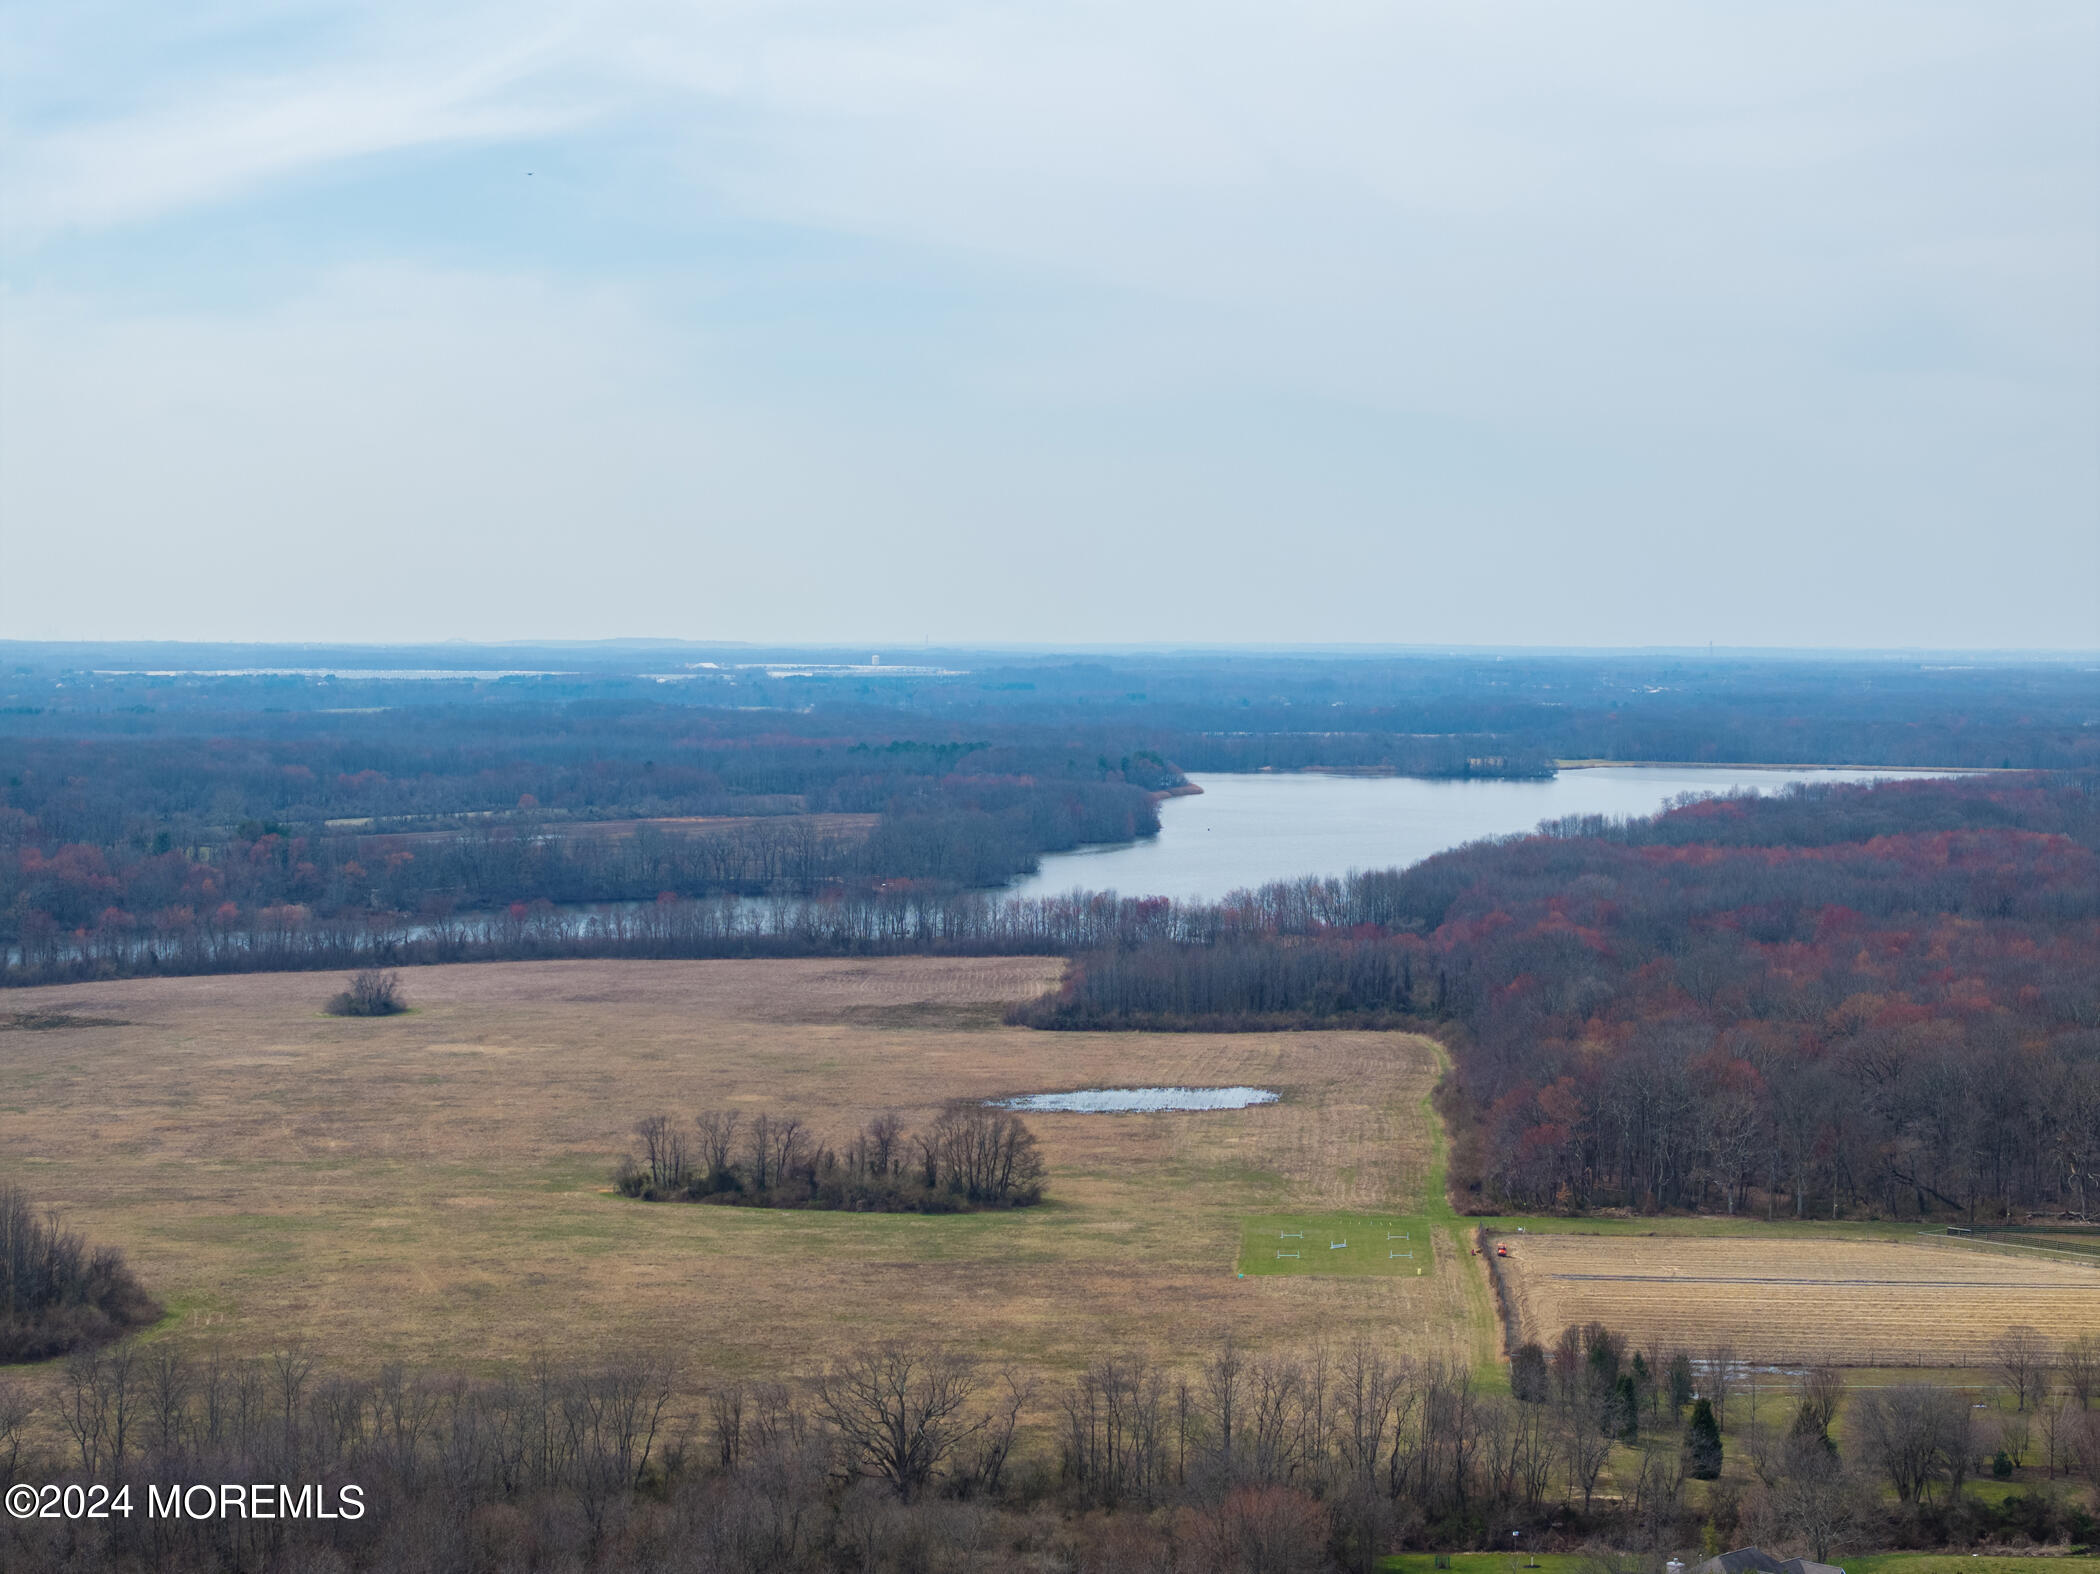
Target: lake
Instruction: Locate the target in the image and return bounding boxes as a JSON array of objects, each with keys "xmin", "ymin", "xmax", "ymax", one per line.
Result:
[{"xmin": 1008, "ymin": 766, "xmax": 1953, "ymax": 904}]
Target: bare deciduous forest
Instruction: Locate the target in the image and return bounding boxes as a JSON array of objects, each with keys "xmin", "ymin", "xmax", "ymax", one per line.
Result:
[
  {"xmin": 1021, "ymin": 774, "xmax": 2100, "ymax": 1221},
  {"xmin": 7, "ymin": 1319, "xmax": 2099, "ymax": 1573}
]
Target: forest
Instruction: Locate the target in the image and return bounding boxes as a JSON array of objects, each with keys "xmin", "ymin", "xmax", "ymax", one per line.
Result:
[{"xmin": 1020, "ymin": 772, "xmax": 2100, "ymax": 1220}]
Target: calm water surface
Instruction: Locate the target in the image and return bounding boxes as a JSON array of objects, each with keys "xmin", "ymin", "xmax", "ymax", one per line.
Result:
[
  {"xmin": 1008, "ymin": 766, "xmax": 1950, "ymax": 904},
  {"xmin": 994, "ymin": 1087, "xmax": 1280, "ymax": 1113}
]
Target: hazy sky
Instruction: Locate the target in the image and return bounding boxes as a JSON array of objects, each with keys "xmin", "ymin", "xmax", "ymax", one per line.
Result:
[{"xmin": 2, "ymin": 2, "xmax": 2095, "ymax": 647}]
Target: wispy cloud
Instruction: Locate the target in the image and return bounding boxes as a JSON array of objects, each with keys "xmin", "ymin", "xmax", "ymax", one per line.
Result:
[
  {"xmin": 4, "ymin": 7, "xmax": 602, "ymax": 235},
  {"xmin": 2, "ymin": 1, "xmax": 2093, "ymax": 645}
]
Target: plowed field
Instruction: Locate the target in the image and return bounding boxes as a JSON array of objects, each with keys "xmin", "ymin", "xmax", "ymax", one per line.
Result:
[{"xmin": 1497, "ymin": 1234, "xmax": 2099, "ymax": 1362}]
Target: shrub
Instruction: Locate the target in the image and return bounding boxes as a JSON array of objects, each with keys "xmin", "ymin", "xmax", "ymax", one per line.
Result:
[{"xmin": 324, "ymin": 969, "xmax": 405, "ymax": 1017}]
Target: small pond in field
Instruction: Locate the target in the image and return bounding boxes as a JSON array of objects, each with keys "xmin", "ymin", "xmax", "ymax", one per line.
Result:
[{"xmin": 992, "ymin": 1086, "xmax": 1279, "ymax": 1113}]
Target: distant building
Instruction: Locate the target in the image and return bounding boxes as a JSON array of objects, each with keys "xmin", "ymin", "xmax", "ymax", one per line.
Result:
[{"xmin": 1693, "ymin": 1549, "xmax": 1842, "ymax": 1574}]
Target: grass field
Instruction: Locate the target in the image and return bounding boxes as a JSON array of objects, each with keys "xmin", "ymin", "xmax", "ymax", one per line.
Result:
[
  {"xmin": 0, "ymin": 957, "xmax": 1466, "ymax": 1419},
  {"xmin": 1843, "ymin": 1558, "xmax": 2100, "ymax": 1574},
  {"xmin": 1379, "ymin": 1558, "xmax": 2100, "ymax": 1574},
  {"xmin": 1494, "ymin": 1232, "xmax": 2100, "ymax": 1363},
  {"xmin": 1238, "ymin": 1212, "xmax": 1431, "ymax": 1278},
  {"xmin": 1379, "ymin": 1556, "xmax": 1585, "ymax": 1574}
]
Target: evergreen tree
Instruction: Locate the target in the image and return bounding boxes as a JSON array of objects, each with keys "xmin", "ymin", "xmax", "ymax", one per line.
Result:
[
  {"xmin": 1613, "ymin": 1374, "xmax": 1641, "ymax": 1441},
  {"xmin": 1511, "ymin": 1342, "xmax": 1550, "ymax": 1404},
  {"xmin": 1788, "ymin": 1398, "xmax": 1835, "ymax": 1456},
  {"xmin": 1683, "ymin": 1397, "xmax": 1723, "ymax": 1480}
]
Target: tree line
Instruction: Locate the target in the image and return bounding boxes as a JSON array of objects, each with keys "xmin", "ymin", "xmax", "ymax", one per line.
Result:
[
  {"xmin": 617, "ymin": 1105, "xmax": 1046, "ymax": 1212},
  {"xmin": 10, "ymin": 1315, "xmax": 2098, "ymax": 1574}
]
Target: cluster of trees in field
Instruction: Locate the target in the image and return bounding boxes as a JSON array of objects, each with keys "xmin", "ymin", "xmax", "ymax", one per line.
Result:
[
  {"xmin": 616, "ymin": 1105, "xmax": 1046, "ymax": 1212},
  {"xmin": 0, "ymin": 1187, "xmax": 159, "ymax": 1363},
  {"xmin": 1020, "ymin": 773, "xmax": 2100, "ymax": 1220},
  {"xmin": 12, "ymin": 1319, "xmax": 2100, "ymax": 1574},
  {"xmin": 321, "ymin": 968, "xmax": 403, "ymax": 1017}
]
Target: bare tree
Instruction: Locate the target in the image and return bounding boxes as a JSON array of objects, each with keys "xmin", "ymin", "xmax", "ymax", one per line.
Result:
[
  {"xmin": 1854, "ymin": 1384, "xmax": 1971, "ymax": 1505},
  {"xmin": 859, "ymin": 1113, "xmax": 904, "ymax": 1177},
  {"xmin": 708, "ymin": 1383, "xmax": 745, "ymax": 1471},
  {"xmin": 694, "ymin": 1110, "xmax": 740, "ymax": 1185},
  {"xmin": 1762, "ymin": 1427, "xmax": 1867, "ymax": 1563},
  {"xmin": 2079, "ymin": 1409, "xmax": 2100, "ymax": 1497},
  {"xmin": 0, "ymin": 1379, "xmax": 30, "ymax": 1485},
  {"xmin": 768, "ymin": 1116, "xmax": 808, "ymax": 1188},
  {"xmin": 271, "ymin": 1340, "xmax": 318, "ymax": 1463},
  {"xmin": 2038, "ymin": 1386, "xmax": 2075, "ymax": 1477},
  {"xmin": 144, "ymin": 1345, "xmax": 193, "ymax": 1455},
  {"xmin": 817, "ymin": 1346, "xmax": 983, "ymax": 1501},
  {"xmin": 60, "ymin": 1345, "xmax": 138, "ymax": 1474},
  {"xmin": 1202, "ymin": 1332, "xmax": 1247, "ymax": 1486},
  {"xmin": 2061, "ymin": 1333, "xmax": 2098, "ymax": 1410},
  {"xmin": 746, "ymin": 1113, "xmax": 775, "ymax": 1192},
  {"xmin": 1997, "ymin": 1409, "xmax": 2032, "ymax": 1469},
  {"xmin": 632, "ymin": 1115, "xmax": 688, "ymax": 1192},
  {"xmin": 1796, "ymin": 1365, "xmax": 1846, "ymax": 1444},
  {"xmin": 1701, "ymin": 1343, "xmax": 1737, "ymax": 1432},
  {"xmin": 1993, "ymin": 1324, "xmax": 2051, "ymax": 1413},
  {"xmin": 1558, "ymin": 1379, "xmax": 1615, "ymax": 1510},
  {"xmin": 957, "ymin": 1367, "xmax": 1032, "ymax": 1498}
]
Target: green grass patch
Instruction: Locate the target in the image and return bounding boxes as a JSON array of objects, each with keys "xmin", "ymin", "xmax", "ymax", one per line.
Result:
[
  {"xmin": 1382, "ymin": 1556, "xmax": 2097, "ymax": 1574},
  {"xmin": 1844, "ymin": 1557, "xmax": 2099, "ymax": 1574},
  {"xmin": 1380, "ymin": 1554, "xmax": 1587, "ymax": 1574},
  {"xmin": 1238, "ymin": 1213, "xmax": 1429, "ymax": 1278}
]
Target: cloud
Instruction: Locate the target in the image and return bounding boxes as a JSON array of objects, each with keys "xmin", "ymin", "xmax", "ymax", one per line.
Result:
[
  {"xmin": 4, "ymin": 6, "xmax": 597, "ymax": 235},
  {"xmin": 1, "ymin": 2, "xmax": 2093, "ymax": 645}
]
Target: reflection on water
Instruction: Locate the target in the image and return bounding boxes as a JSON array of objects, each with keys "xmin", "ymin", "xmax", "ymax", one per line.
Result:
[
  {"xmin": 1008, "ymin": 766, "xmax": 1953, "ymax": 904},
  {"xmin": 993, "ymin": 1086, "xmax": 1280, "ymax": 1113}
]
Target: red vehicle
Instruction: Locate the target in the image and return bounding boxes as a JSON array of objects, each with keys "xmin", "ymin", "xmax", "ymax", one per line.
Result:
[{"xmin": 1495, "ymin": 1243, "xmax": 1510, "ymax": 1258}]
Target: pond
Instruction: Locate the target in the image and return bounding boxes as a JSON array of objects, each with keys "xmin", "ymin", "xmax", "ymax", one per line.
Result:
[
  {"xmin": 1007, "ymin": 765, "xmax": 1955, "ymax": 904},
  {"xmin": 992, "ymin": 1086, "xmax": 1281, "ymax": 1113}
]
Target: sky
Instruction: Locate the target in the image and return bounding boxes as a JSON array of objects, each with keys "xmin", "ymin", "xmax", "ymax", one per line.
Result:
[{"xmin": 1, "ymin": 2, "xmax": 2095, "ymax": 648}]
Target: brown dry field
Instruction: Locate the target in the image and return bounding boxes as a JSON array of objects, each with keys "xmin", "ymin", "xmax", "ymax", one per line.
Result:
[
  {"xmin": 1499, "ymin": 1234, "xmax": 2100, "ymax": 1364},
  {"xmin": 0, "ymin": 957, "xmax": 1461, "ymax": 1401}
]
